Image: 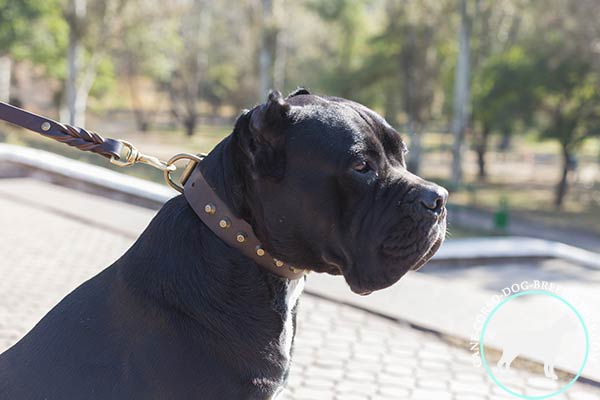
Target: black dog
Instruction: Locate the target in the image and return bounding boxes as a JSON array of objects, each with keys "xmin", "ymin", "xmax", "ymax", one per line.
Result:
[{"xmin": 0, "ymin": 89, "xmax": 447, "ymax": 399}]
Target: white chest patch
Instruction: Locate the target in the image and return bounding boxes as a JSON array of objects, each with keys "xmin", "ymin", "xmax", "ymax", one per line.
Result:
[{"xmin": 280, "ymin": 277, "xmax": 305, "ymax": 361}]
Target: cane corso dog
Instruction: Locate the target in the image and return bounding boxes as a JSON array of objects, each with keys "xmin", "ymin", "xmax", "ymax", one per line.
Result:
[{"xmin": 0, "ymin": 89, "xmax": 447, "ymax": 399}]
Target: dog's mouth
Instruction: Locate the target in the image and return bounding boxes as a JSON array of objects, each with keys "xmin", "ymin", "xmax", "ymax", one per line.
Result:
[
  {"xmin": 343, "ymin": 214, "xmax": 446, "ymax": 295},
  {"xmin": 380, "ymin": 221, "xmax": 445, "ymax": 275},
  {"xmin": 407, "ymin": 212, "xmax": 447, "ymax": 272},
  {"xmin": 320, "ymin": 206, "xmax": 447, "ymax": 296},
  {"xmin": 380, "ymin": 209, "xmax": 446, "ymax": 266},
  {"xmin": 408, "ymin": 229, "xmax": 444, "ymax": 271}
]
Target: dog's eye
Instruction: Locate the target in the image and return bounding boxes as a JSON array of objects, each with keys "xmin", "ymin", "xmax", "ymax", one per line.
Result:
[{"xmin": 353, "ymin": 160, "xmax": 371, "ymax": 173}]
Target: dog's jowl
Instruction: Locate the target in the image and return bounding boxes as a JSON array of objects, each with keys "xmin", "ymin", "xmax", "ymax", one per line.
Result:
[{"xmin": 0, "ymin": 89, "xmax": 447, "ymax": 399}]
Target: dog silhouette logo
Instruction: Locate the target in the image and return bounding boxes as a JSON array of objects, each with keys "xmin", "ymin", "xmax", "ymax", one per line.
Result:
[
  {"xmin": 479, "ymin": 289, "xmax": 590, "ymax": 399},
  {"xmin": 495, "ymin": 312, "xmax": 581, "ymax": 380}
]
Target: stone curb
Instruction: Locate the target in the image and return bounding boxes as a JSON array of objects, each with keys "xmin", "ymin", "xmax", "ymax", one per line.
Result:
[
  {"xmin": 433, "ymin": 236, "xmax": 600, "ymax": 269},
  {"xmin": 0, "ymin": 143, "xmax": 176, "ymax": 206}
]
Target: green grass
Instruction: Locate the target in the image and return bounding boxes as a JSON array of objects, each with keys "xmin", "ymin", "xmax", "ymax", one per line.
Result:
[{"xmin": 448, "ymin": 180, "xmax": 600, "ymax": 235}]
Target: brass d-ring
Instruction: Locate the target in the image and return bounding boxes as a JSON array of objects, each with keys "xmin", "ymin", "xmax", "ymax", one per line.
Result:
[{"xmin": 164, "ymin": 153, "xmax": 206, "ymax": 193}]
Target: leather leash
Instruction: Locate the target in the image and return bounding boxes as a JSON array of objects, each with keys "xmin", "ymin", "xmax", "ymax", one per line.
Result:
[
  {"xmin": 0, "ymin": 101, "xmax": 124, "ymax": 160},
  {"xmin": 0, "ymin": 101, "xmax": 307, "ymax": 280}
]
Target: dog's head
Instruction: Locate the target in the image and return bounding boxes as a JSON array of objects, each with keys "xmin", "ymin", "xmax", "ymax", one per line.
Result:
[{"xmin": 233, "ymin": 89, "xmax": 447, "ymax": 294}]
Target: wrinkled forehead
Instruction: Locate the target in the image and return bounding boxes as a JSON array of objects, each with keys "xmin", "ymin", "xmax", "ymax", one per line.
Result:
[{"xmin": 286, "ymin": 95, "xmax": 406, "ymax": 163}]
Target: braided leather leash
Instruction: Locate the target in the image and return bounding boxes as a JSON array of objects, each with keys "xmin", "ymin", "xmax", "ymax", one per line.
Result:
[
  {"xmin": 0, "ymin": 102, "xmax": 123, "ymax": 159},
  {"xmin": 0, "ymin": 101, "xmax": 178, "ymax": 175}
]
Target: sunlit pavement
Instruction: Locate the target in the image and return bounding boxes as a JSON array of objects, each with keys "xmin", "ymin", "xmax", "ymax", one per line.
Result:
[{"xmin": 0, "ymin": 178, "xmax": 598, "ymax": 399}]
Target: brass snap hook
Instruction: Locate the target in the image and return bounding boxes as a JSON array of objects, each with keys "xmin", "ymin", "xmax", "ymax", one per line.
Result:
[
  {"xmin": 110, "ymin": 140, "xmax": 138, "ymax": 167},
  {"xmin": 110, "ymin": 140, "xmax": 176, "ymax": 172},
  {"xmin": 164, "ymin": 153, "xmax": 206, "ymax": 193}
]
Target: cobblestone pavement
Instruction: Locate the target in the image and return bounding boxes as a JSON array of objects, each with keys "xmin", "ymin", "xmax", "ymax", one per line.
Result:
[{"xmin": 0, "ymin": 178, "xmax": 599, "ymax": 399}]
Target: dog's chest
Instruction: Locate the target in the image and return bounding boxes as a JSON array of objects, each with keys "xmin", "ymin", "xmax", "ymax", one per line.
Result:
[
  {"xmin": 268, "ymin": 278, "xmax": 304, "ymax": 400},
  {"xmin": 279, "ymin": 278, "xmax": 305, "ymax": 361}
]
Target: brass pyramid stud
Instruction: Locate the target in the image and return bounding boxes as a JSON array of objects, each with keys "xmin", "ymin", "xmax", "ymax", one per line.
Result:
[{"xmin": 204, "ymin": 203, "xmax": 216, "ymax": 214}]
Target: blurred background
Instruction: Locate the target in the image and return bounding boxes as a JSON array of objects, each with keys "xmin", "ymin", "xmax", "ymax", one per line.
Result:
[
  {"xmin": 0, "ymin": 0, "xmax": 599, "ymax": 233},
  {"xmin": 1, "ymin": 1, "xmax": 600, "ymax": 398}
]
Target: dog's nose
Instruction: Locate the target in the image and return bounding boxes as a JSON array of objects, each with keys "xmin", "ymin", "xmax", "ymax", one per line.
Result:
[{"xmin": 418, "ymin": 185, "xmax": 448, "ymax": 215}]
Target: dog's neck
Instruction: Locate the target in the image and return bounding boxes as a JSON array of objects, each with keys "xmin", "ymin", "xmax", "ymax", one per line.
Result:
[
  {"xmin": 197, "ymin": 134, "xmax": 251, "ymax": 223},
  {"xmin": 116, "ymin": 135, "xmax": 303, "ymax": 391}
]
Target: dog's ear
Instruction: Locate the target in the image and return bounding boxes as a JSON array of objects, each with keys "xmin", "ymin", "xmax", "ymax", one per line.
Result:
[
  {"xmin": 287, "ymin": 87, "xmax": 310, "ymax": 98},
  {"xmin": 238, "ymin": 90, "xmax": 291, "ymax": 180},
  {"xmin": 249, "ymin": 90, "xmax": 291, "ymax": 137}
]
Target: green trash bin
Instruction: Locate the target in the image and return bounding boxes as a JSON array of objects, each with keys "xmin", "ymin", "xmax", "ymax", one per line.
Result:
[{"xmin": 494, "ymin": 196, "xmax": 509, "ymax": 231}]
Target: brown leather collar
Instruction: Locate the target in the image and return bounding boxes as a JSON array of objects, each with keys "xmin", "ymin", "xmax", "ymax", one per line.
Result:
[{"xmin": 183, "ymin": 166, "xmax": 307, "ymax": 280}]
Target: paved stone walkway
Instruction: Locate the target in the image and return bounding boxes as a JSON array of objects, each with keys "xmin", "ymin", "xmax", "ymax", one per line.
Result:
[{"xmin": 0, "ymin": 178, "xmax": 599, "ymax": 399}]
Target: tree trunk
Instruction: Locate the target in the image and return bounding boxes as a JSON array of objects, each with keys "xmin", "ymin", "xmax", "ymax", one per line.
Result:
[
  {"xmin": 133, "ymin": 109, "xmax": 150, "ymax": 132},
  {"xmin": 68, "ymin": 54, "xmax": 97, "ymax": 128},
  {"xmin": 66, "ymin": 27, "xmax": 80, "ymax": 125},
  {"xmin": 450, "ymin": 0, "xmax": 472, "ymax": 188},
  {"xmin": 555, "ymin": 144, "xmax": 571, "ymax": 209},
  {"xmin": 497, "ymin": 131, "xmax": 512, "ymax": 151},
  {"xmin": 66, "ymin": 0, "xmax": 87, "ymax": 126},
  {"xmin": 127, "ymin": 72, "xmax": 150, "ymax": 132},
  {"xmin": 273, "ymin": 0, "xmax": 287, "ymax": 91},
  {"xmin": 400, "ymin": 23, "xmax": 422, "ymax": 174},
  {"xmin": 407, "ymin": 120, "xmax": 422, "ymax": 175},
  {"xmin": 184, "ymin": 116, "xmax": 197, "ymax": 137},
  {"xmin": 259, "ymin": 0, "xmax": 274, "ymax": 97},
  {"xmin": 0, "ymin": 55, "xmax": 11, "ymax": 103},
  {"xmin": 74, "ymin": 79, "xmax": 90, "ymax": 127},
  {"xmin": 383, "ymin": 84, "xmax": 398, "ymax": 125},
  {"xmin": 476, "ymin": 125, "xmax": 489, "ymax": 180}
]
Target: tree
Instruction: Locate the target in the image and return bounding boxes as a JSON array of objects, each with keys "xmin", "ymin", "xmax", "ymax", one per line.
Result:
[
  {"xmin": 471, "ymin": 47, "xmax": 536, "ymax": 179},
  {"xmin": 258, "ymin": 0, "xmax": 274, "ymax": 99},
  {"xmin": 472, "ymin": 39, "xmax": 600, "ymax": 208},
  {"xmin": 449, "ymin": 0, "xmax": 530, "ymax": 183},
  {"xmin": 0, "ymin": 1, "xmax": 49, "ymax": 102},
  {"xmin": 116, "ymin": 4, "xmax": 180, "ymax": 131},
  {"xmin": 344, "ymin": 0, "xmax": 448, "ymax": 175},
  {"xmin": 166, "ymin": 0, "xmax": 211, "ymax": 137},
  {"xmin": 450, "ymin": 0, "xmax": 472, "ymax": 188},
  {"xmin": 469, "ymin": 0, "xmax": 525, "ymax": 178},
  {"xmin": 532, "ymin": 54, "xmax": 600, "ymax": 208},
  {"xmin": 63, "ymin": 0, "xmax": 129, "ymax": 126},
  {"xmin": 305, "ymin": 0, "xmax": 368, "ymax": 98},
  {"xmin": 380, "ymin": 1, "xmax": 445, "ymax": 174},
  {"xmin": 518, "ymin": 0, "xmax": 600, "ymax": 208},
  {"xmin": 272, "ymin": 0, "xmax": 288, "ymax": 91}
]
